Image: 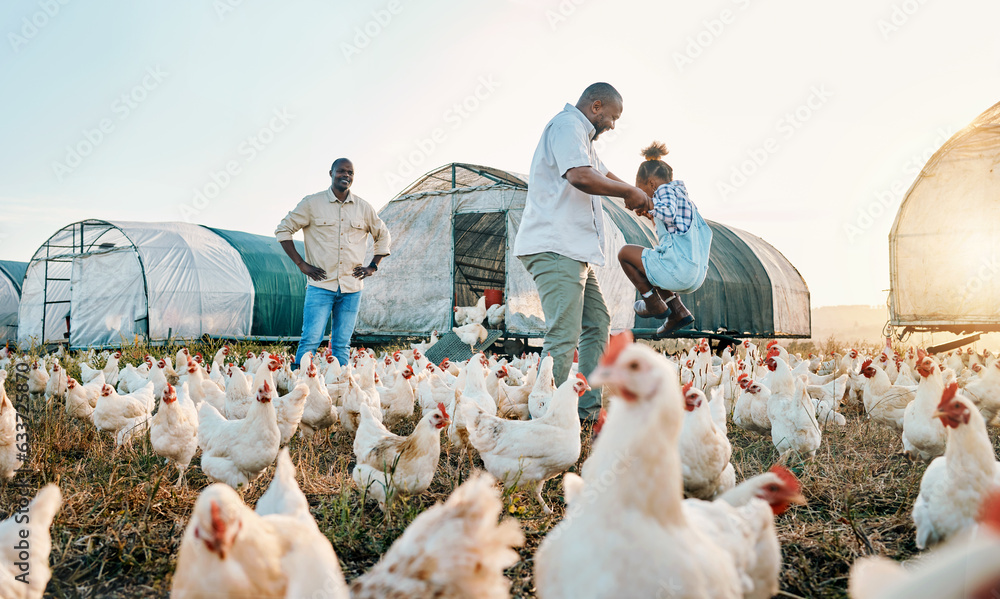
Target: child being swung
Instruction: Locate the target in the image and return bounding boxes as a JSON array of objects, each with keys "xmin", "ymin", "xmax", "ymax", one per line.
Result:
[{"xmin": 617, "ymin": 142, "xmax": 713, "ymax": 337}]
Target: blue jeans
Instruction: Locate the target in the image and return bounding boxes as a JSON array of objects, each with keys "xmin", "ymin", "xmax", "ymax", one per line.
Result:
[{"xmin": 294, "ymin": 285, "xmax": 362, "ymax": 369}]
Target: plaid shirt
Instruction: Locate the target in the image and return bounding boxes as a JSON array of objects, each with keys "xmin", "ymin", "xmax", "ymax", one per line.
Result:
[{"xmin": 650, "ymin": 180, "xmax": 694, "ymax": 234}]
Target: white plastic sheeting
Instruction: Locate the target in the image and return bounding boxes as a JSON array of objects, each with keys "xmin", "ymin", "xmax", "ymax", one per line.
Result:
[
  {"xmin": 354, "ymin": 174, "xmax": 657, "ymax": 337},
  {"xmin": 19, "ymin": 220, "xmax": 255, "ymax": 346},
  {"xmin": 0, "ymin": 276, "xmax": 18, "ymax": 342},
  {"xmin": 120, "ymin": 222, "xmax": 254, "ymax": 340},
  {"xmin": 356, "ymin": 193, "xmax": 455, "ymax": 335},
  {"xmin": 70, "ymin": 249, "xmax": 147, "ymax": 346},
  {"xmin": 890, "ymin": 102, "xmax": 1000, "ymax": 330}
]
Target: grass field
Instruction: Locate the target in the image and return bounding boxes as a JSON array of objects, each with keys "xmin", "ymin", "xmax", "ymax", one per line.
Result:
[{"xmin": 2, "ymin": 339, "xmax": 998, "ymax": 598}]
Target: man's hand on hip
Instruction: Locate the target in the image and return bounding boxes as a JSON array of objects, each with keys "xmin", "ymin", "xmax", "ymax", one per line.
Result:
[
  {"xmin": 299, "ymin": 262, "xmax": 326, "ymax": 281},
  {"xmin": 353, "ymin": 265, "xmax": 376, "ymax": 279}
]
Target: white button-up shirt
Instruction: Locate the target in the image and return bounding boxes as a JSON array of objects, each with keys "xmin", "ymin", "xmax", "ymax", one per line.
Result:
[{"xmin": 513, "ymin": 103, "xmax": 609, "ymax": 266}]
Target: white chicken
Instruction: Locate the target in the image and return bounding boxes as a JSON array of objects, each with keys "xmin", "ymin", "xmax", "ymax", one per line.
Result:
[
  {"xmin": 350, "ymin": 472, "xmax": 524, "ymax": 599},
  {"xmin": 198, "ymin": 375, "xmax": 281, "ymax": 489},
  {"xmin": 448, "ymin": 355, "xmax": 497, "ymax": 451},
  {"xmin": 43, "ymin": 361, "xmax": 67, "ymax": 402},
  {"xmin": 851, "ymin": 490, "xmax": 1000, "ymax": 599},
  {"xmin": 0, "ymin": 485, "xmax": 62, "ymax": 599},
  {"xmin": 453, "ymin": 322, "xmax": 488, "ymax": 351},
  {"xmin": 528, "ymin": 354, "xmax": 557, "ymax": 419},
  {"xmin": 223, "ymin": 364, "xmax": 253, "ymax": 420},
  {"xmin": 274, "ymin": 380, "xmax": 309, "ymax": 446},
  {"xmin": 964, "ymin": 357, "xmax": 1000, "ymax": 425},
  {"xmin": 338, "ymin": 372, "xmax": 382, "ymax": 434},
  {"xmin": 92, "ymin": 381, "xmax": 154, "ymax": 437},
  {"xmin": 0, "ymin": 371, "xmax": 24, "ymax": 479},
  {"xmin": 352, "ymin": 401, "xmax": 450, "ymax": 511},
  {"xmin": 377, "ymin": 363, "xmax": 415, "ymax": 424},
  {"xmin": 733, "ymin": 378, "xmax": 772, "ymax": 435},
  {"xmin": 860, "ymin": 359, "xmax": 917, "ymax": 432},
  {"xmin": 64, "ymin": 373, "xmax": 103, "ymax": 421},
  {"xmin": 80, "ymin": 350, "xmax": 120, "ymax": 386},
  {"xmin": 453, "ymin": 295, "xmax": 487, "ymax": 327},
  {"xmin": 535, "ymin": 333, "xmax": 744, "ymax": 598},
  {"xmin": 765, "ymin": 352, "xmax": 822, "ymax": 459},
  {"xmin": 171, "ymin": 482, "xmax": 347, "ymax": 599},
  {"xmin": 679, "ymin": 384, "xmax": 736, "ymax": 499},
  {"xmin": 901, "ymin": 355, "xmax": 948, "ymax": 462},
  {"xmin": 912, "ymin": 382, "xmax": 1000, "ymax": 549},
  {"xmin": 298, "ymin": 356, "xmax": 338, "ymax": 437},
  {"xmin": 150, "ymin": 382, "xmax": 199, "ymax": 486},
  {"xmin": 462, "ymin": 373, "xmax": 589, "ymax": 514},
  {"xmin": 26, "ymin": 361, "xmax": 48, "ymax": 396},
  {"xmin": 486, "ymin": 302, "xmax": 506, "ymax": 327}
]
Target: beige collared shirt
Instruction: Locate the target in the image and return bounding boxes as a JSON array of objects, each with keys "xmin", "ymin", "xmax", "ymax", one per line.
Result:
[{"xmin": 275, "ymin": 188, "xmax": 391, "ymax": 293}]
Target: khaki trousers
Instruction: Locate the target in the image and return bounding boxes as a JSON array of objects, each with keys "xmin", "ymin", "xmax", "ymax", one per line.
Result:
[{"xmin": 519, "ymin": 252, "xmax": 610, "ymax": 419}]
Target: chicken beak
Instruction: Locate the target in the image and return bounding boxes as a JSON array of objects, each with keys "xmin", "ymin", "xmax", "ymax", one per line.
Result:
[
  {"xmin": 788, "ymin": 492, "xmax": 808, "ymax": 506},
  {"xmin": 931, "ymin": 409, "xmax": 947, "ymax": 420}
]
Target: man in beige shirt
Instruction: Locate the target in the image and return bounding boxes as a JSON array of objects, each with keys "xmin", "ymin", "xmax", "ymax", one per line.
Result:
[{"xmin": 276, "ymin": 158, "xmax": 391, "ymax": 368}]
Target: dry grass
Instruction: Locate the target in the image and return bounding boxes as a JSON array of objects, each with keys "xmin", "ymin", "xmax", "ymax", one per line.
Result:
[{"xmin": 2, "ymin": 340, "xmax": 998, "ymax": 598}]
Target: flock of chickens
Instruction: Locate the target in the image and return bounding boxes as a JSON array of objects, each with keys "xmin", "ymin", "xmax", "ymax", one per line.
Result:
[{"xmin": 1, "ymin": 328, "xmax": 1000, "ymax": 597}]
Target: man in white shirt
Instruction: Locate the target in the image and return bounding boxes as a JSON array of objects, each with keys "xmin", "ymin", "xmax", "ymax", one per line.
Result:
[{"xmin": 513, "ymin": 83, "xmax": 650, "ymax": 420}]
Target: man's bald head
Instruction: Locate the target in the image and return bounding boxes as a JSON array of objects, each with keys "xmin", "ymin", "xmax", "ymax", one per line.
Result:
[
  {"xmin": 575, "ymin": 83, "xmax": 622, "ymax": 140},
  {"xmin": 576, "ymin": 83, "xmax": 622, "ymax": 109},
  {"xmin": 331, "ymin": 157, "xmax": 352, "ymax": 171}
]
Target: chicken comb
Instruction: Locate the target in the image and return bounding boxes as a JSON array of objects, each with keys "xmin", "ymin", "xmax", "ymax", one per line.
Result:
[
  {"xmin": 860, "ymin": 359, "xmax": 872, "ymax": 371},
  {"xmin": 601, "ymin": 331, "xmax": 634, "ymax": 366},
  {"xmin": 917, "ymin": 348, "xmax": 927, "ymax": 360},
  {"xmin": 938, "ymin": 381, "xmax": 959, "ymax": 407},
  {"xmin": 737, "ymin": 373, "xmax": 749, "ymax": 381},
  {"xmin": 769, "ymin": 464, "xmax": 801, "ymax": 494},
  {"xmin": 977, "ymin": 489, "xmax": 1000, "ymax": 533},
  {"xmin": 437, "ymin": 402, "xmax": 449, "ymax": 419},
  {"xmin": 766, "ymin": 340, "xmax": 778, "ymax": 349},
  {"xmin": 682, "ymin": 380, "xmax": 694, "ymax": 396},
  {"xmin": 592, "ymin": 407, "xmax": 608, "ymax": 436},
  {"xmin": 210, "ymin": 501, "xmax": 226, "ymax": 538}
]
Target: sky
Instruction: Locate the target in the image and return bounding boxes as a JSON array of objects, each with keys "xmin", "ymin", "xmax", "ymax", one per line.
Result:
[{"xmin": 1, "ymin": 0, "xmax": 998, "ymax": 309}]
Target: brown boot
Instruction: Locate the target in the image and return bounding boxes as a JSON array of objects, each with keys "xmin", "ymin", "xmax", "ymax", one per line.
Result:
[
  {"xmin": 656, "ymin": 293, "xmax": 694, "ymax": 337},
  {"xmin": 633, "ymin": 289, "xmax": 670, "ymax": 319}
]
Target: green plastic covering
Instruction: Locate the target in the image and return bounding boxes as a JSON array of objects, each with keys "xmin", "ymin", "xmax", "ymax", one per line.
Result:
[
  {"xmin": 0, "ymin": 261, "xmax": 27, "ymax": 295},
  {"xmin": 204, "ymin": 227, "xmax": 307, "ymax": 338},
  {"xmin": 603, "ymin": 211, "xmax": 780, "ymax": 336}
]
